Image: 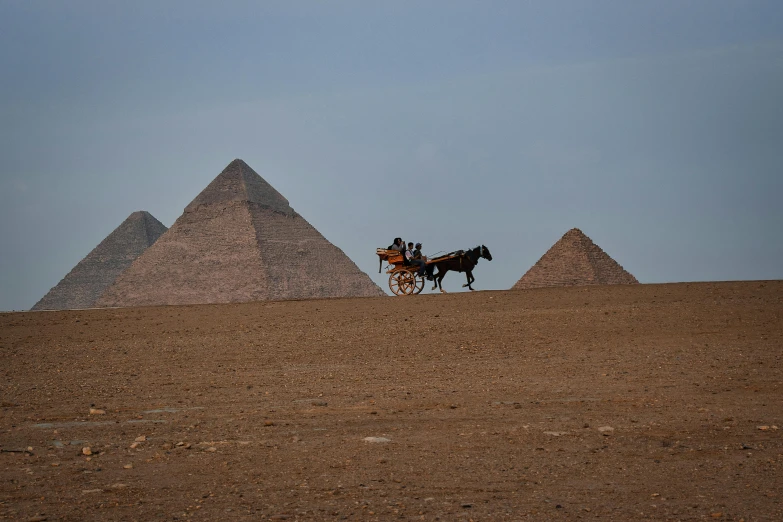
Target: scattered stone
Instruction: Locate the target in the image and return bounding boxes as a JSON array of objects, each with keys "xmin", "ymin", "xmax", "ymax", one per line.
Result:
[
  {"xmin": 123, "ymin": 464, "xmax": 133, "ymax": 469},
  {"xmin": 205, "ymin": 447, "xmax": 217, "ymax": 452},
  {"xmin": 461, "ymin": 503, "xmax": 473, "ymax": 508},
  {"xmin": 363, "ymin": 437, "xmax": 390, "ymax": 443},
  {"xmin": 50, "ymin": 440, "xmax": 64, "ymax": 448},
  {"xmin": 82, "ymin": 447, "xmax": 92, "ymax": 456},
  {"xmin": 264, "ymin": 421, "xmax": 275, "ymax": 427},
  {"xmin": 82, "ymin": 489, "xmax": 103, "ymax": 494},
  {"xmin": 162, "ymin": 443, "xmax": 172, "ymax": 450},
  {"xmin": 89, "ymin": 408, "xmax": 106, "ymax": 415},
  {"xmin": 176, "ymin": 442, "xmax": 185, "ymax": 447},
  {"xmin": 130, "ymin": 442, "xmax": 140, "ymax": 449},
  {"xmin": 27, "ymin": 516, "xmax": 48, "ymax": 522},
  {"xmin": 544, "ymin": 431, "xmax": 568, "ymax": 436},
  {"xmin": 110, "ymin": 483, "xmax": 127, "ymax": 489},
  {"xmin": 311, "ymin": 400, "xmax": 328, "ymax": 407},
  {"xmin": 597, "ymin": 426, "xmax": 614, "ymax": 435},
  {"xmin": 50, "ymin": 462, "xmax": 60, "ymax": 467},
  {"xmin": 134, "ymin": 435, "xmax": 147, "ymax": 442}
]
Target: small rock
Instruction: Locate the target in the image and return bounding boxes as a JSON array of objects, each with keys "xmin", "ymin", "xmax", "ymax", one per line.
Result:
[
  {"xmin": 123, "ymin": 464, "xmax": 133, "ymax": 469},
  {"xmin": 27, "ymin": 516, "xmax": 48, "ymax": 522},
  {"xmin": 110, "ymin": 483, "xmax": 127, "ymax": 489},
  {"xmin": 543, "ymin": 431, "xmax": 568, "ymax": 436},
  {"xmin": 597, "ymin": 426, "xmax": 614, "ymax": 434},
  {"xmin": 757, "ymin": 426, "xmax": 770, "ymax": 431},
  {"xmin": 82, "ymin": 447, "xmax": 92, "ymax": 456},
  {"xmin": 363, "ymin": 437, "xmax": 391, "ymax": 443},
  {"xmin": 161, "ymin": 443, "xmax": 172, "ymax": 450},
  {"xmin": 461, "ymin": 503, "xmax": 473, "ymax": 508},
  {"xmin": 130, "ymin": 442, "xmax": 140, "ymax": 449},
  {"xmin": 205, "ymin": 447, "xmax": 217, "ymax": 452},
  {"xmin": 82, "ymin": 489, "xmax": 102, "ymax": 494},
  {"xmin": 89, "ymin": 408, "xmax": 106, "ymax": 415},
  {"xmin": 176, "ymin": 442, "xmax": 185, "ymax": 447},
  {"xmin": 134, "ymin": 435, "xmax": 147, "ymax": 442},
  {"xmin": 50, "ymin": 462, "xmax": 60, "ymax": 467},
  {"xmin": 264, "ymin": 421, "xmax": 275, "ymax": 427},
  {"xmin": 311, "ymin": 400, "xmax": 328, "ymax": 407},
  {"xmin": 711, "ymin": 513, "xmax": 723, "ymax": 518}
]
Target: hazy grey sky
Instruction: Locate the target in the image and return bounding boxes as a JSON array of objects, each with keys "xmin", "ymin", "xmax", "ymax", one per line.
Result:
[{"xmin": 1, "ymin": 1, "xmax": 781, "ymax": 311}]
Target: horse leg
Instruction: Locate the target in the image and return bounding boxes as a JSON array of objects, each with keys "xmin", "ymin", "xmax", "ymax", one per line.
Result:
[
  {"xmin": 462, "ymin": 270, "xmax": 475, "ymax": 290},
  {"xmin": 435, "ymin": 269, "xmax": 448, "ymax": 293}
]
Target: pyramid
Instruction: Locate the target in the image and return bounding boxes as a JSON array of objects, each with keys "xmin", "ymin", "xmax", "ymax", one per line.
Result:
[
  {"xmin": 96, "ymin": 159, "xmax": 384, "ymax": 307},
  {"xmin": 32, "ymin": 211, "xmax": 168, "ymax": 310},
  {"xmin": 513, "ymin": 228, "xmax": 638, "ymax": 290}
]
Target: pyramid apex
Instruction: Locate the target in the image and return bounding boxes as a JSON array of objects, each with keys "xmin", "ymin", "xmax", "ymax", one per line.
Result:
[{"xmin": 185, "ymin": 159, "xmax": 294, "ymax": 215}]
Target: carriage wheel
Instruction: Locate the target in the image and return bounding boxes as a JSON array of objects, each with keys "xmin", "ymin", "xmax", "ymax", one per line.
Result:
[{"xmin": 389, "ymin": 269, "xmax": 417, "ymax": 296}]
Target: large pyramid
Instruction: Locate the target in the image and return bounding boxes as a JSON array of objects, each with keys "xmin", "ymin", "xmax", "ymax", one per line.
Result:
[
  {"xmin": 513, "ymin": 228, "xmax": 638, "ymax": 289},
  {"xmin": 32, "ymin": 211, "xmax": 168, "ymax": 310},
  {"xmin": 97, "ymin": 159, "xmax": 384, "ymax": 307}
]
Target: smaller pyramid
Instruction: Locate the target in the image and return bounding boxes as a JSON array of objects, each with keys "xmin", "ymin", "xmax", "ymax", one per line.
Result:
[
  {"xmin": 513, "ymin": 228, "xmax": 638, "ymax": 290},
  {"xmin": 32, "ymin": 211, "xmax": 167, "ymax": 310}
]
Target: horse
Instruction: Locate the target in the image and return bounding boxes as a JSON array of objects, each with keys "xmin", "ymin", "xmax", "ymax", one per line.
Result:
[{"xmin": 426, "ymin": 245, "xmax": 492, "ymax": 293}]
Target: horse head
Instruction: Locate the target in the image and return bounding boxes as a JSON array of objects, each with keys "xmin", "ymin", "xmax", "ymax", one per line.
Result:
[{"xmin": 479, "ymin": 245, "xmax": 492, "ymax": 261}]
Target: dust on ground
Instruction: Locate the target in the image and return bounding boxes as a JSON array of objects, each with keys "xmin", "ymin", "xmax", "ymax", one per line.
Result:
[{"xmin": 1, "ymin": 281, "xmax": 781, "ymax": 520}]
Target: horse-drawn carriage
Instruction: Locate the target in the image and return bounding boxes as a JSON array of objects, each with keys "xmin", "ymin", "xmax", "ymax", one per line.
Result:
[{"xmin": 377, "ymin": 245, "xmax": 492, "ymax": 295}]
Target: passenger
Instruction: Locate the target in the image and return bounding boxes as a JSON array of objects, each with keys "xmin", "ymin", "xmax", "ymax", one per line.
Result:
[
  {"xmin": 413, "ymin": 242, "xmax": 432, "ymax": 279},
  {"xmin": 388, "ymin": 237, "xmax": 404, "ymax": 252},
  {"xmin": 406, "ymin": 242, "xmax": 426, "ymax": 277}
]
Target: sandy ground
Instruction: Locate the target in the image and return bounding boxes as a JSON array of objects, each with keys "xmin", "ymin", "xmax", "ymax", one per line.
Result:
[{"xmin": 1, "ymin": 281, "xmax": 781, "ymax": 521}]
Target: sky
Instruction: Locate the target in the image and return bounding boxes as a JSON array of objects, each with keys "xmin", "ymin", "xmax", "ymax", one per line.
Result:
[{"xmin": 1, "ymin": 0, "xmax": 782, "ymax": 311}]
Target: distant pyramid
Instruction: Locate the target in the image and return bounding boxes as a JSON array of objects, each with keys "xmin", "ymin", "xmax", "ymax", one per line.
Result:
[
  {"xmin": 32, "ymin": 211, "xmax": 167, "ymax": 310},
  {"xmin": 513, "ymin": 228, "xmax": 638, "ymax": 289},
  {"xmin": 97, "ymin": 159, "xmax": 384, "ymax": 307}
]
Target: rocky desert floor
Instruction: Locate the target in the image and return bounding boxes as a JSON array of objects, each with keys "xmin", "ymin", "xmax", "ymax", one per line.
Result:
[{"xmin": 1, "ymin": 281, "xmax": 781, "ymax": 521}]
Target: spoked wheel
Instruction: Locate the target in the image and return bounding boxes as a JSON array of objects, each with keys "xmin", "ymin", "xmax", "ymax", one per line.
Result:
[{"xmin": 389, "ymin": 269, "xmax": 418, "ymax": 296}]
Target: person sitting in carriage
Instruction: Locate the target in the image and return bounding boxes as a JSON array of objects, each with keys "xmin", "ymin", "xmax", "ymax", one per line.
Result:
[
  {"xmin": 405, "ymin": 242, "xmax": 427, "ymax": 278},
  {"xmin": 414, "ymin": 242, "xmax": 434, "ymax": 280},
  {"xmin": 388, "ymin": 237, "xmax": 404, "ymax": 252}
]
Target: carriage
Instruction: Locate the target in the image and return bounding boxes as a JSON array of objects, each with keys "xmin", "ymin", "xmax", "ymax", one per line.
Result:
[
  {"xmin": 377, "ymin": 245, "xmax": 493, "ymax": 295},
  {"xmin": 376, "ymin": 248, "xmax": 428, "ymax": 295}
]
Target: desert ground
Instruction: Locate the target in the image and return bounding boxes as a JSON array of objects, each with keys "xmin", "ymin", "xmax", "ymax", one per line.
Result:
[{"xmin": 1, "ymin": 281, "xmax": 781, "ymax": 521}]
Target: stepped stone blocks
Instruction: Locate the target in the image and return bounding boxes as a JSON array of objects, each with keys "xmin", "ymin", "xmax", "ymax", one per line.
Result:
[
  {"xmin": 96, "ymin": 159, "xmax": 384, "ymax": 307},
  {"xmin": 513, "ymin": 228, "xmax": 638, "ymax": 290},
  {"xmin": 31, "ymin": 211, "xmax": 167, "ymax": 310}
]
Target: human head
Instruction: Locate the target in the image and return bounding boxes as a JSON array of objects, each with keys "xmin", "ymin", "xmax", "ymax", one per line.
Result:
[
  {"xmin": 407, "ymin": 242, "xmax": 413, "ymax": 248},
  {"xmin": 415, "ymin": 242, "xmax": 421, "ymax": 249},
  {"xmin": 393, "ymin": 237, "xmax": 402, "ymax": 246}
]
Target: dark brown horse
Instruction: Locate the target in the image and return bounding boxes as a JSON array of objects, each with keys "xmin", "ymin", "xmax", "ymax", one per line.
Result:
[{"xmin": 427, "ymin": 245, "xmax": 492, "ymax": 293}]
